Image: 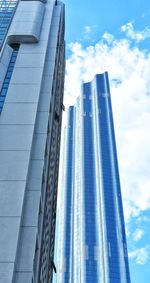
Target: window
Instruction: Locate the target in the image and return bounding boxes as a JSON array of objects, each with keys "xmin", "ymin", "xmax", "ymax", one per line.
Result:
[
  {"xmin": 0, "ymin": 43, "xmax": 19, "ymax": 113},
  {"xmin": 0, "ymin": 0, "xmax": 18, "ymax": 49}
]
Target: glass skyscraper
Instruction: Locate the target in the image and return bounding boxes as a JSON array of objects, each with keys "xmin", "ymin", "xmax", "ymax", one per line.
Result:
[
  {"xmin": 0, "ymin": 1, "xmax": 65, "ymax": 282},
  {"xmin": 57, "ymin": 72, "xmax": 130, "ymax": 283}
]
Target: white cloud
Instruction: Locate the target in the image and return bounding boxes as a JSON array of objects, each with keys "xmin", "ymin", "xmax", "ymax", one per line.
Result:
[
  {"xmin": 83, "ymin": 25, "xmax": 92, "ymax": 35},
  {"xmin": 141, "ymin": 13, "xmax": 146, "ymax": 18},
  {"xmin": 129, "ymin": 246, "xmax": 150, "ymax": 264},
  {"xmin": 102, "ymin": 32, "xmax": 114, "ymax": 44},
  {"xmin": 65, "ymin": 31, "xmax": 150, "ymax": 222},
  {"xmin": 82, "ymin": 25, "xmax": 98, "ymax": 41},
  {"xmin": 121, "ymin": 22, "xmax": 150, "ymax": 42},
  {"xmin": 132, "ymin": 229, "xmax": 145, "ymax": 242},
  {"xmin": 136, "ymin": 216, "xmax": 150, "ymax": 223}
]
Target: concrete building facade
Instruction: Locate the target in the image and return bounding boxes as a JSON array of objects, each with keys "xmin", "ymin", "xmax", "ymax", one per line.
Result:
[{"xmin": 0, "ymin": 1, "xmax": 65, "ymax": 282}]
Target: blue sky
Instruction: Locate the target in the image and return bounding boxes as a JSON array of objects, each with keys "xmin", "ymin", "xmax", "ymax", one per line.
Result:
[
  {"xmin": 64, "ymin": 0, "xmax": 150, "ymax": 48},
  {"xmin": 56, "ymin": 1, "xmax": 150, "ymax": 282}
]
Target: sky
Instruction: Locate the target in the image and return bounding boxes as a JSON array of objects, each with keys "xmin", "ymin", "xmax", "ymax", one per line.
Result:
[{"xmin": 55, "ymin": 1, "xmax": 150, "ymax": 282}]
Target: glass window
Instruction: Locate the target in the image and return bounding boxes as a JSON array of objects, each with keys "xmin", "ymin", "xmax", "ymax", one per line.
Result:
[
  {"xmin": 0, "ymin": 44, "xmax": 19, "ymax": 112},
  {"xmin": 0, "ymin": 0, "xmax": 18, "ymax": 49}
]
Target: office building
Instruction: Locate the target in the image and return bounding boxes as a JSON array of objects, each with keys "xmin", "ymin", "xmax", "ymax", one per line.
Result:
[
  {"xmin": 57, "ymin": 72, "xmax": 130, "ymax": 283},
  {"xmin": 0, "ymin": 0, "xmax": 65, "ymax": 282}
]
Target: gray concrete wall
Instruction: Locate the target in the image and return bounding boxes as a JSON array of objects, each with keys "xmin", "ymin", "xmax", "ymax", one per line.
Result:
[{"xmin": 0, "ymin": 0, "xmax": 65, "ymax": 282}]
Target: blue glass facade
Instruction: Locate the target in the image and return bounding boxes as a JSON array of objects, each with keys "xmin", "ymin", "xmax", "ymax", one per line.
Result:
[
  {"xmin": 63, "ymin": 107, "xmax": 75, "ymax": 283},
  {"xmin": 82, "ymin": 83, "xmax": 99, "ymax": 283},
  {"xmin": 0, "ymin": 0, "xmax": 18, "ymax": 49},
  {"xmin": 56, "ymin": 107, "xmax": 75, "ymax": 283},
  {"xmin": 0, "ymin": 43, "xmax": 19, "ymax": 112},
  {"xmin": 0, "ymin": 1, "xmax": 19, "ymax": 113},
  {"xmin": 58, "ymin": 72, "xmax": 130, "ymax": 283}
]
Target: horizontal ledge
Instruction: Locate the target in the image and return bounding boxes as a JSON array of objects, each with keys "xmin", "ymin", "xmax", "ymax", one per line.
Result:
[{"xmin": 7, "ymin": 35, "xmax": 39, "ymax": 44}]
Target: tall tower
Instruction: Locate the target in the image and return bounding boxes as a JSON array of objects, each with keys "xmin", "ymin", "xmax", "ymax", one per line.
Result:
[
  {"xmin": 58, "ymin": 72, "xmax": 130, "ymax": 283},
  {"xmin": 0, "ymin": 1, "xmax": 65, "ymax": 282}
]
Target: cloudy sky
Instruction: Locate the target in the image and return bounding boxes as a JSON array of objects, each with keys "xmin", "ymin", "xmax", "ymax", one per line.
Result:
[{"xmin": 60, "ymin": 0, "xmax": 150, "ymax": 282}]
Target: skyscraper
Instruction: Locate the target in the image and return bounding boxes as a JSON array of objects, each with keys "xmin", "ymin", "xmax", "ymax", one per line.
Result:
[
  {"xmin": 0, "ymin": 1, "xmax": 65, "ymax": 282},
  {"xmin": 57, "ymin": 72, "xmax": 130, "ymax": 283}
]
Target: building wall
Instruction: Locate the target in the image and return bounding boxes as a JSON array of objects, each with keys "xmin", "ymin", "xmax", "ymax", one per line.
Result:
[
  {"xmin": 0, "ymin": 1, "xmax": 65, "ymax": 282},
  {"xmin": 57, "ymin": 73, "xmax": 130, "ymax": 283}
]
